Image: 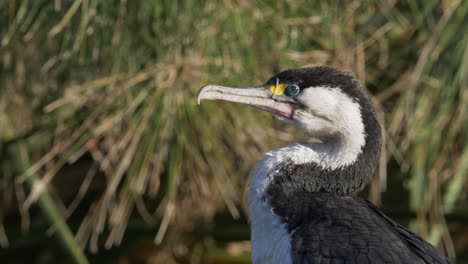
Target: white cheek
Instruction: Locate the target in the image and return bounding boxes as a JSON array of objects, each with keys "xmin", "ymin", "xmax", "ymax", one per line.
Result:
[
  {"xmin": 297, "ymin": 87, "xmax": 364, "ymax": 133},
  {"xmin": 298, "ymin": 88, "xmax": 340, "ymax": 119},
  {"xmin": 295, "ymin": 113, "xmax": 337, "ymax": 137},
  {"xmin": 294, "ymin": 86, "xmax": 366, "ymax": 164}
]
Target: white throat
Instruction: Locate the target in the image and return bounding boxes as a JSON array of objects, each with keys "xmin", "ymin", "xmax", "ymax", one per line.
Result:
[
  {"xmin": 294, "ymin": 86, "xmax": 366, "ymax": 168},
  {"xmin": 247, "ymin": 87, "xmax": 366, "ymax": 263}
]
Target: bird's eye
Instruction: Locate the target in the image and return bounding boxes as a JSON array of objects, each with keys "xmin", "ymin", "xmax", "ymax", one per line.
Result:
[{"xmin": 284, "ymin": 84, "xmax": 301, "ymax": 97}]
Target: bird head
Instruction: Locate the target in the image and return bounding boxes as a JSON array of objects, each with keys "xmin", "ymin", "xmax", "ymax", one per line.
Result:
[
  {"xmin": 198, "ymin": 66, "xmax": 382, "ymax": 195},
  {"xmin": 198, "ymin": 67, "xmax": 374, "ymax": 147}
]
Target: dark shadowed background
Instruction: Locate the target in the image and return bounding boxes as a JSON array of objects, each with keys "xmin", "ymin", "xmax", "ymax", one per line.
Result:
[{"xmin": 0, "ymin": 0, "xmax": 467, "ymax": 263}]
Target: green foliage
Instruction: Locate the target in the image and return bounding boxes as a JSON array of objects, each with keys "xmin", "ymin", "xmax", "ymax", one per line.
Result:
[{"xmin": 0, "ymin": 0, "xmax": 466, "ymax": 262}]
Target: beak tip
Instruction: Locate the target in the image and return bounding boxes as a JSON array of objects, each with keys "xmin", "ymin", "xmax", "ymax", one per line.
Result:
[
  {"xmin": 197, "ymin": 84, "xmax": 215, "ymax": 105},
  {"xmin": 197, "ymin": 85, "xmax": 207, "ymax": 105}
]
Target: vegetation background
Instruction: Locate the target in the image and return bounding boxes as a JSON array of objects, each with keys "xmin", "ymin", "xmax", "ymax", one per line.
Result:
[{"xmin": 0, "ymin": 0, "xmax": 467, "ymax": 263}]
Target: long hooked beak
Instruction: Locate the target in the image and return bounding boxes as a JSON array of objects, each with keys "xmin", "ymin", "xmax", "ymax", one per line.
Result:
[{"xmin": 197, "ymin": 84, "xmax": 296, "ymax": 119}]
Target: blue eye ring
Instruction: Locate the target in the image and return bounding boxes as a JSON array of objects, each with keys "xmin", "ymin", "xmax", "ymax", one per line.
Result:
[{"xmin": 284, "ymin": 84, "xmax": 301, "ymax": 97}]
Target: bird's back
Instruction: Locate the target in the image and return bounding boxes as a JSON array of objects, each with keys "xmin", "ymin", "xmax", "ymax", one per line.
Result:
[{"xmin": 277, "ymin": 192, "xmax": 452, "ymax": 264}]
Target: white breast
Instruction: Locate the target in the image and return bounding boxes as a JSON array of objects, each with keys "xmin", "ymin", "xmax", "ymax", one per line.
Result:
[{"xmin": 247, "ymin": 148, "xmax": 299, "ymax": 264}]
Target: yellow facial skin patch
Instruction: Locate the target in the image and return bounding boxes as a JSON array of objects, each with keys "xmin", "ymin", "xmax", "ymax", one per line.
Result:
[{"xmin": 268, "ymin": 83, "xmax": 287, "ymax": 96}]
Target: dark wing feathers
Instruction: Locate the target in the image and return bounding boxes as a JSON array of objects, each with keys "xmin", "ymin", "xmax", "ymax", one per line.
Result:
[
  {"xmin": 363, "ymin": 200, "xmax": 452, "ymax": 264},
  {"xmin": 279, "ymin": 193, "xmax": 452, "ymax": 264}
]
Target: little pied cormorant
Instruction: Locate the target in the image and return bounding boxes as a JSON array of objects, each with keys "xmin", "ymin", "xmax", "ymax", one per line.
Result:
[{"xmin": 197, "ymin": 67, "xmax": 452, "ymax": 264}]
